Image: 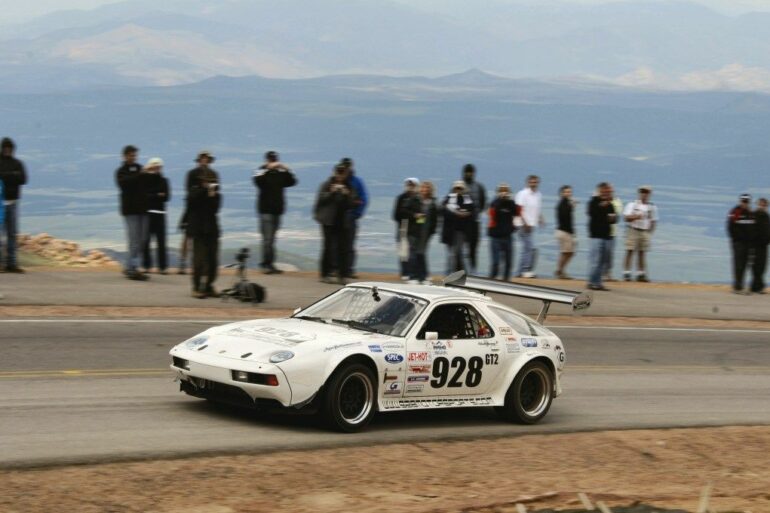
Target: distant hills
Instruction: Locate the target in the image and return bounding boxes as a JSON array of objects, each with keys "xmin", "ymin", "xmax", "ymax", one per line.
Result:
[{"xmin": 2, "ymin": 0, "xmax": 770, "ymax": 93}]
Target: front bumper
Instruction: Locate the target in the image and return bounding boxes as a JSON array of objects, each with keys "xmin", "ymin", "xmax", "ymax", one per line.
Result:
[{"xmin": 170, "ymin": 350, "xmax": 292, "ymax": 407}]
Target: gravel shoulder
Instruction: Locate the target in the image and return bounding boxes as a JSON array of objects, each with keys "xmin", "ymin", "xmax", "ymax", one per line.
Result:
[{"xmin": 1, "ymin": 426, "xmax": 767, "ymax": 513}]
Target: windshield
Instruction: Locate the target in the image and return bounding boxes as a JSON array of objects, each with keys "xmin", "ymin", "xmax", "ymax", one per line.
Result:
[{"xmin": 294, "ymin": 286, "xmax": 428, "ymax": 337}]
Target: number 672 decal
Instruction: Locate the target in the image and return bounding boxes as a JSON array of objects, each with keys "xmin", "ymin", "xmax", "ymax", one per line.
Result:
[{"xmin": 430, "ymin": 356, "xmax": 483, "ymax": 388}]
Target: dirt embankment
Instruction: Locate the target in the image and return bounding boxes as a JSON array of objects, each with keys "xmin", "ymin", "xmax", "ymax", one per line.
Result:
[{"xmin": 1, "ymin": 426, "xmax": 768, "ymax": 513}]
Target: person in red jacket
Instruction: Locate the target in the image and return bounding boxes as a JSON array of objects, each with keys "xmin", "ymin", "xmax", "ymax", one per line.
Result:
[{"xmin": 727, "ymin": 194, "xmax": 756, "ymax": 294}]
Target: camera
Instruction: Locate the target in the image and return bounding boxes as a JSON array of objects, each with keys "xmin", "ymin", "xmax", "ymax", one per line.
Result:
[{"xmin": 235, "ymin": 247, "xmax": 250, "ymax": 263}]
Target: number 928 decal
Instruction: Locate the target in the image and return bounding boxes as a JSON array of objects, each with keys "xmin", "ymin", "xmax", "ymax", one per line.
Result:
[{"xmin": 430, "ymin": 355, "xmax": 498, "ymax": 388}]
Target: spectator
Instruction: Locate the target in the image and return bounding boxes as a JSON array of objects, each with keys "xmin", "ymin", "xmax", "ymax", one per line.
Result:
[
  {"xmin": 254, "ymin": 150, "xmax": 297, "ymax": 275},
  {"xmin": 442, "ymin": 180, "xmax": 474, "ymax": 273},
  {"xmin": 115, "ymin": 145, "xmax": 150, "ymax": 281},
  {"xmin": 602, "ymin": 185, "xmax": 623, "ymax": 282},
  {"xmin": 341, "ymin": 157, "xmax": 367, "ymax": 279},
  {"xmin": 752, "ymin": 198, "xmax": 769, "ymax": 294},
  {"xmin": 623, "ymin": 185, "xmax": 658, "ymax": 282},
  {"xmin": 186, "ymin": 150, "xmax": 221, "ymax": 298},
  {"xmin": 515, "ymin": 175, "xmax": 544, "ymax": 278},
  {"xmin": 401, "ymin": 181, "xmax": 438, "ymax": 284},
  {"xmin": 142, "ymin": 158, "xmax": 170, "ymax": 274},
  {"xmin": 587, "ymin": 182, "xmax": 618, "ymax": 291},
  {"xmin": 555, "ymin": 185, "xmax": 576, "ymax": 280},
  {"xmin": 0, "ymin": 138, "xmax": 27, "ymax": 273},
  {"xmin": 727, "ymin": 194, "xmax": 755, "ymax": 294},
  {"xmin": 487, "ymin": 183, "xmax": 517, "ymax": 281},
  {"xmin": 462, "ymin": 164, "xmax": 486, "ymax": 273},
  {"xmin": 0, "ymin": 177, "xmax": 3, "ymax": 296},
  {"xmin": 393, "ymin": 178, "xmax": 420, "ymax": 280},
  {"xmin": 314, "ymin": 164, "xmax": 358, "ymax": 284}
]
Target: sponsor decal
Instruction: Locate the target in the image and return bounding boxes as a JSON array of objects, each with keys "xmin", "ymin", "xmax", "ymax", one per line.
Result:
[
  {"xmin": 477, "ymin": 340, "xmax": 498, "ymax": 347},
  {"xmin": 554, "ymin": 345, "xmax": 562, "ymax": 351},
  {"xmin": 499, "ymin": 327, "xmax": 513, "ymax": 336},
  {"xmin": 407, "ymin": 375, "xmax": 430, "ymax": 383},
  {"xmin": 382, "ymin": 343, "xmax": 404, "ymax": 350},
  {"xmin": 541, "ymin": 341, "xmax": 551, "ymax": 350},
  {"xmin": 506, "ymin": 343, "xmax": 520, "ymax": 354},
  {"xmin": 382, "ymin": 397, "xmax": 493, "ymax": 410},
  {"xmin": 324, "ymin": 342, "xmax": 361, "ymax": 352},
  {"xmin": 383, "ymin": 372, "xmax": 398, "ymax": 383},
  {"xmin": 227, "ymin": 325, "xmax": 315, "ymax": 346},
  {"xmin": 368, "ymin": 344, "xmax": 382, "ymax": 353},
  {"xmin": 559, "ymin": 352, "xmax": 565, "ymax": 363},
  {"xmin": 406, "ymin": 384, "xmax": 424, "ymax": 393},
  {"xmin": 384, "ymin": 353, "xmax": 404, "ymax": 364},
  {"xmin": 408, "ymin": 351, "xmax": 431, "ymax": 363},
  {"xmin": 384, "ymin": 381, "xmax": 402, "ymax": 395},
  {"xmin": 431, "ymin": 341, "xmax": 449, "ymax": 355},
  {"xmin": 409, "ymin": 365, "xmax": 431, "ymax": 374},
  {"xmin": 520, "ymin": 338, "xmax": 538, "ymax": 348}
]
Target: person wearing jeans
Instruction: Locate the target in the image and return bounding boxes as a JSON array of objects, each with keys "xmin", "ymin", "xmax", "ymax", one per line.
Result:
[
  {"xmin": 142, "ymin": 158, "xmax": 170, "ymax": 273},
  {"xmin": 0, "ymin": 137, "xmax": 28, "ymax": 273},
  {"xmin": 515, "ymin": 175, "xmax": 544, "ymax": 278},
  {"xmin": 586, "ymin": 182, "xmax": 617, "ymax": 291},
  {"xmin": 186, "ymin": 150, "xmax": 222, "ymax": 298},
  {"xmin": 254, "ymin": 151, "xmax": 297, "ymax": 274},
  {"xmin": 488, "ymin": 183, "xmax": 517, "ymax": 281},
  {"xmin": 115, "ymin": 145, "xmax": 150, "ymax": 281}
]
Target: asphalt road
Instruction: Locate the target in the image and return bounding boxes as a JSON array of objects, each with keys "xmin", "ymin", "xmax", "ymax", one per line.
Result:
[{"xmin": 1, "ymin": 320, "xmax": 769, "ymax": 468}]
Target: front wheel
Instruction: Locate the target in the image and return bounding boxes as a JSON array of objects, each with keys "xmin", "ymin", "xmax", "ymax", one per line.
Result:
[
  {"xmin": 321, "ymin": 363, "xmax": 377, "ymax": 432},
  {"xmin": 498, "ymin": 361, "xmax": 553, "ymax": 424}
]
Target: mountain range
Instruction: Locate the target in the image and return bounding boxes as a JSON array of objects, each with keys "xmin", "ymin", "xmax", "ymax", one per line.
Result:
[{"xmin": 2, "ymin": 0, "xmax": 770, "ymax": 93}]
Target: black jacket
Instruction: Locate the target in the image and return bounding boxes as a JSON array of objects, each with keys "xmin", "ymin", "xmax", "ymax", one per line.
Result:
[
  {"xmin": 587, "ymin": 196, "xmax": 616, "ymax": 239},
  {"xmin": 146, "ymin": 174, "xmax": 170, "ymax": 213},
  {"xmin": 487, "ymin": 196, "xmax": 517, "ymax": 238},
  {"xmin": 556, "ymin": 197, "xmax": 574, "ymax": 234},
  {"xmin": 753, "ymin": 210, "xmax": 769, "ymax": 246},
  {"xmin": 116, "ymin": 162, "xmax": 149, "ymax": 216},
  {"xmin": 254, "ymin": 166, "xmax": 297, "ymax": 215},
  {"xmin": 313, "ymin": 178, "xmax": 358, "ymax": 227},
  {"xmin": 441, "ymin": 192, "xmax": 474, "ymax": 244},
  {"xmin": 727, "ymin": 206, "xmax": 756, "ymax": 244},
  {"xmin": 186, "ymin": 166, "xmax": 221, "ymax": 237},
  {"xmin": 0, "ymin": 155, "xmax": 27, "ymax": 201}
]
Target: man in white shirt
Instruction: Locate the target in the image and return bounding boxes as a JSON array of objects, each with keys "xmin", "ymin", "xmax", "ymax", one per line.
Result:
[
  {"xmin": 514, "ymin": 175, "xmax": 544, "ymax": 278},
  {"xmin": 623, "ymin": 185, "xmax": 658, "ymax": 282}
]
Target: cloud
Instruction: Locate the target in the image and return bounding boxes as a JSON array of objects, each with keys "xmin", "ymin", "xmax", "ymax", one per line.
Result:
[{"xmin": 613, "ymin": 64, "xmax": 770, "ymax": 93}]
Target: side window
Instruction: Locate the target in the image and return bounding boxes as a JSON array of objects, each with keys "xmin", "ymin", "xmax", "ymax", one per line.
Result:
[
  {"xmin": 489, "ymin": 307, "xmax": 536, "ymax": 336},
  {"xmin": 418, "ymin": 304, "xmax": 494, "ymax": 339}
]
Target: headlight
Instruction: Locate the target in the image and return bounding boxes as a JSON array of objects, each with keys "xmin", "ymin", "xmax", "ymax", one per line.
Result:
[
  {"xmin": 269, "ymin": 351, "xmax": 295, "ymax": 363},
  {"xmin": 184, "ymin": 335, "xmax": 209, "ymax": 349}
]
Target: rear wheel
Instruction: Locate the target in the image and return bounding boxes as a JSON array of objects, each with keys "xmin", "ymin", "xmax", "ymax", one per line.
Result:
[
  {"xmin": 498, "ymin": 361, "xmax": 553, "ymax": 424},
  {"xmin": 321, "ymin": 363, "xmax": 377, "ymax": 432}
]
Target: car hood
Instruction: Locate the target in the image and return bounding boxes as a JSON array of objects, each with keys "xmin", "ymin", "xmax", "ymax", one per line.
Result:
[{"xmin": 185, "ymin": 317, "xmax": 398, "ymax": 363}]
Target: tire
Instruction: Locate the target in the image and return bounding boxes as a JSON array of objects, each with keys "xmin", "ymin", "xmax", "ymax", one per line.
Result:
[
  {"xmin": 321, "ymin": 363, "xmax": 377, "ymax": 432},
  {"xmin": 498, "ymin": 360, "xmax": 553, "ymax": 424}
]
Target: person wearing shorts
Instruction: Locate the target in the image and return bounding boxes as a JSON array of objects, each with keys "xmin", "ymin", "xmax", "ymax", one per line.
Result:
[
  {"xmin": 623, "ymin": 185, "xmax": 658, "ymax": 282},
  {"xmin": 555, "ymin": 185, "xmax": 576, "ymax": 279}
]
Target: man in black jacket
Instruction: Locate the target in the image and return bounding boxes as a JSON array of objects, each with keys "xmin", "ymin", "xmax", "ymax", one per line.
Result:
[
  {"xmin": 314, "ymin": 164, "xmax": 358, "ymax": 284},
  {"xmin": 0, "ymin": 137, "xmax": 28, "ymax": 273},
  {"xmin": 587, "ymin": 182, "xmax": 617, "ymax": 291},
  {"xmin": 186, "ymin": 151, "xmax": 221, "ymax": 298},
  {"xmin": 142, "ymin": 158, "xmax": 170, "ymax": 274},
  {"xmin": 487, "ymin": 183, "xmax": 517, "ymax": 281},
  {"xmin": 115, "ymin": 145, "xmax": 150, "ymax": 281},
  {"xmin": 254, "ymin": 150, "xmax": 297, "ymax": 274},
  {"xmin": 393, "ymin": 178, "xmax": 420, "ymax": 280},
  {"xmin": 751, "ymin": 197, "xmax": 769, "ymax": 294},
  {"xmin": 727, "ymin": 194, "xmax": 756, "ymax": 294}
]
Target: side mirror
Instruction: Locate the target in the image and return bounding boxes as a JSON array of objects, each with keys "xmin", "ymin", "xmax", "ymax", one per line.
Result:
[
  {"xmin": 293, "ymin": 307, "xmax": 302, "ymax": 315},
  {"xmin": 425, "ymin": 332, "xmax": 439, "ymax": 341}
]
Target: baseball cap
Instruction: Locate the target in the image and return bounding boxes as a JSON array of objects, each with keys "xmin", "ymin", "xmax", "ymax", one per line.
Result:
[
  {"xmin": 740, "ymin": 193, "xmax": 751, "ymax": 202},
  {"xmin": 639, "ymin": 185, "xmax": 652, "ymax": 193},
  {"xmin": 452, "ymin": 180, "xmax": 466, "ymax": 190},
  {"xmin": 196, "ymin": 150, "xmax": 215, "ymax": 163},
  {"xmin": 144, "ymin": 157, "xmax": 164, "ymax": 169},
  {"xmin": 405, "ymin": 177, "xmax": 420, "ymax": 186}
]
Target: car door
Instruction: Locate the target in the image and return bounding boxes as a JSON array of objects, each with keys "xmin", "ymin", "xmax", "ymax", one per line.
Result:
[{"xmin": 404, "ymin": 302, "xmax": 503, "ymax": 397}]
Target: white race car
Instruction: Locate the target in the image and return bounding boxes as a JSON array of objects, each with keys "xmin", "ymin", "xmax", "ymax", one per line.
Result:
[{"xmin": 170, "ymin": 272, "xmax": 591, "ymax": 432}]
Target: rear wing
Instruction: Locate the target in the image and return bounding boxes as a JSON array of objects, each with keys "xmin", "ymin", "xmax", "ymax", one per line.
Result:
[{"xmin": 442, "ymin": 271, "xmax": 592, "ymax": 323}]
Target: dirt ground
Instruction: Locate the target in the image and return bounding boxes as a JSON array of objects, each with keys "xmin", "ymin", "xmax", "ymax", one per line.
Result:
[{"xmin": 1, "ymin": 426, "xmax": 768, "ymax": 513}]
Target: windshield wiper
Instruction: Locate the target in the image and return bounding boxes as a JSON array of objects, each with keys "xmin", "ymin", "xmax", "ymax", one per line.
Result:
[
  {"xmin": 295, "ymin": 315, "xmax": 328, "ymax": 324},
  {"xmin": 330, "ymin": 319, "xmax": 381, "ymax": 334}
]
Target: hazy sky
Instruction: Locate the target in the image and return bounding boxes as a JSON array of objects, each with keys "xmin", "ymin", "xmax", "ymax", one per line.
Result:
[{"xmin": 2, "ymin": 0, "xmax": 770, "ymax": 23}]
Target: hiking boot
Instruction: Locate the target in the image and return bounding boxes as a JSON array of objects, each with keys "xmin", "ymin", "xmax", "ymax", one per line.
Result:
[
  {"xmin": 192, "ymin": 290, "xmax": 206, "ymax": 299},
  {"xmin": 206, "ymin": 287, "xmax": 221, "ymax": 298},
  {"xmin": 636, "ymin": 274, "xmax": 650, "ymax": 283},
  {"xmin": 127, "ymin": 271, "xmax": 148, "ymax": 281},
  {"xmin": 5, "ymin": 266, "xmax": 25, "ymax": 273}
]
